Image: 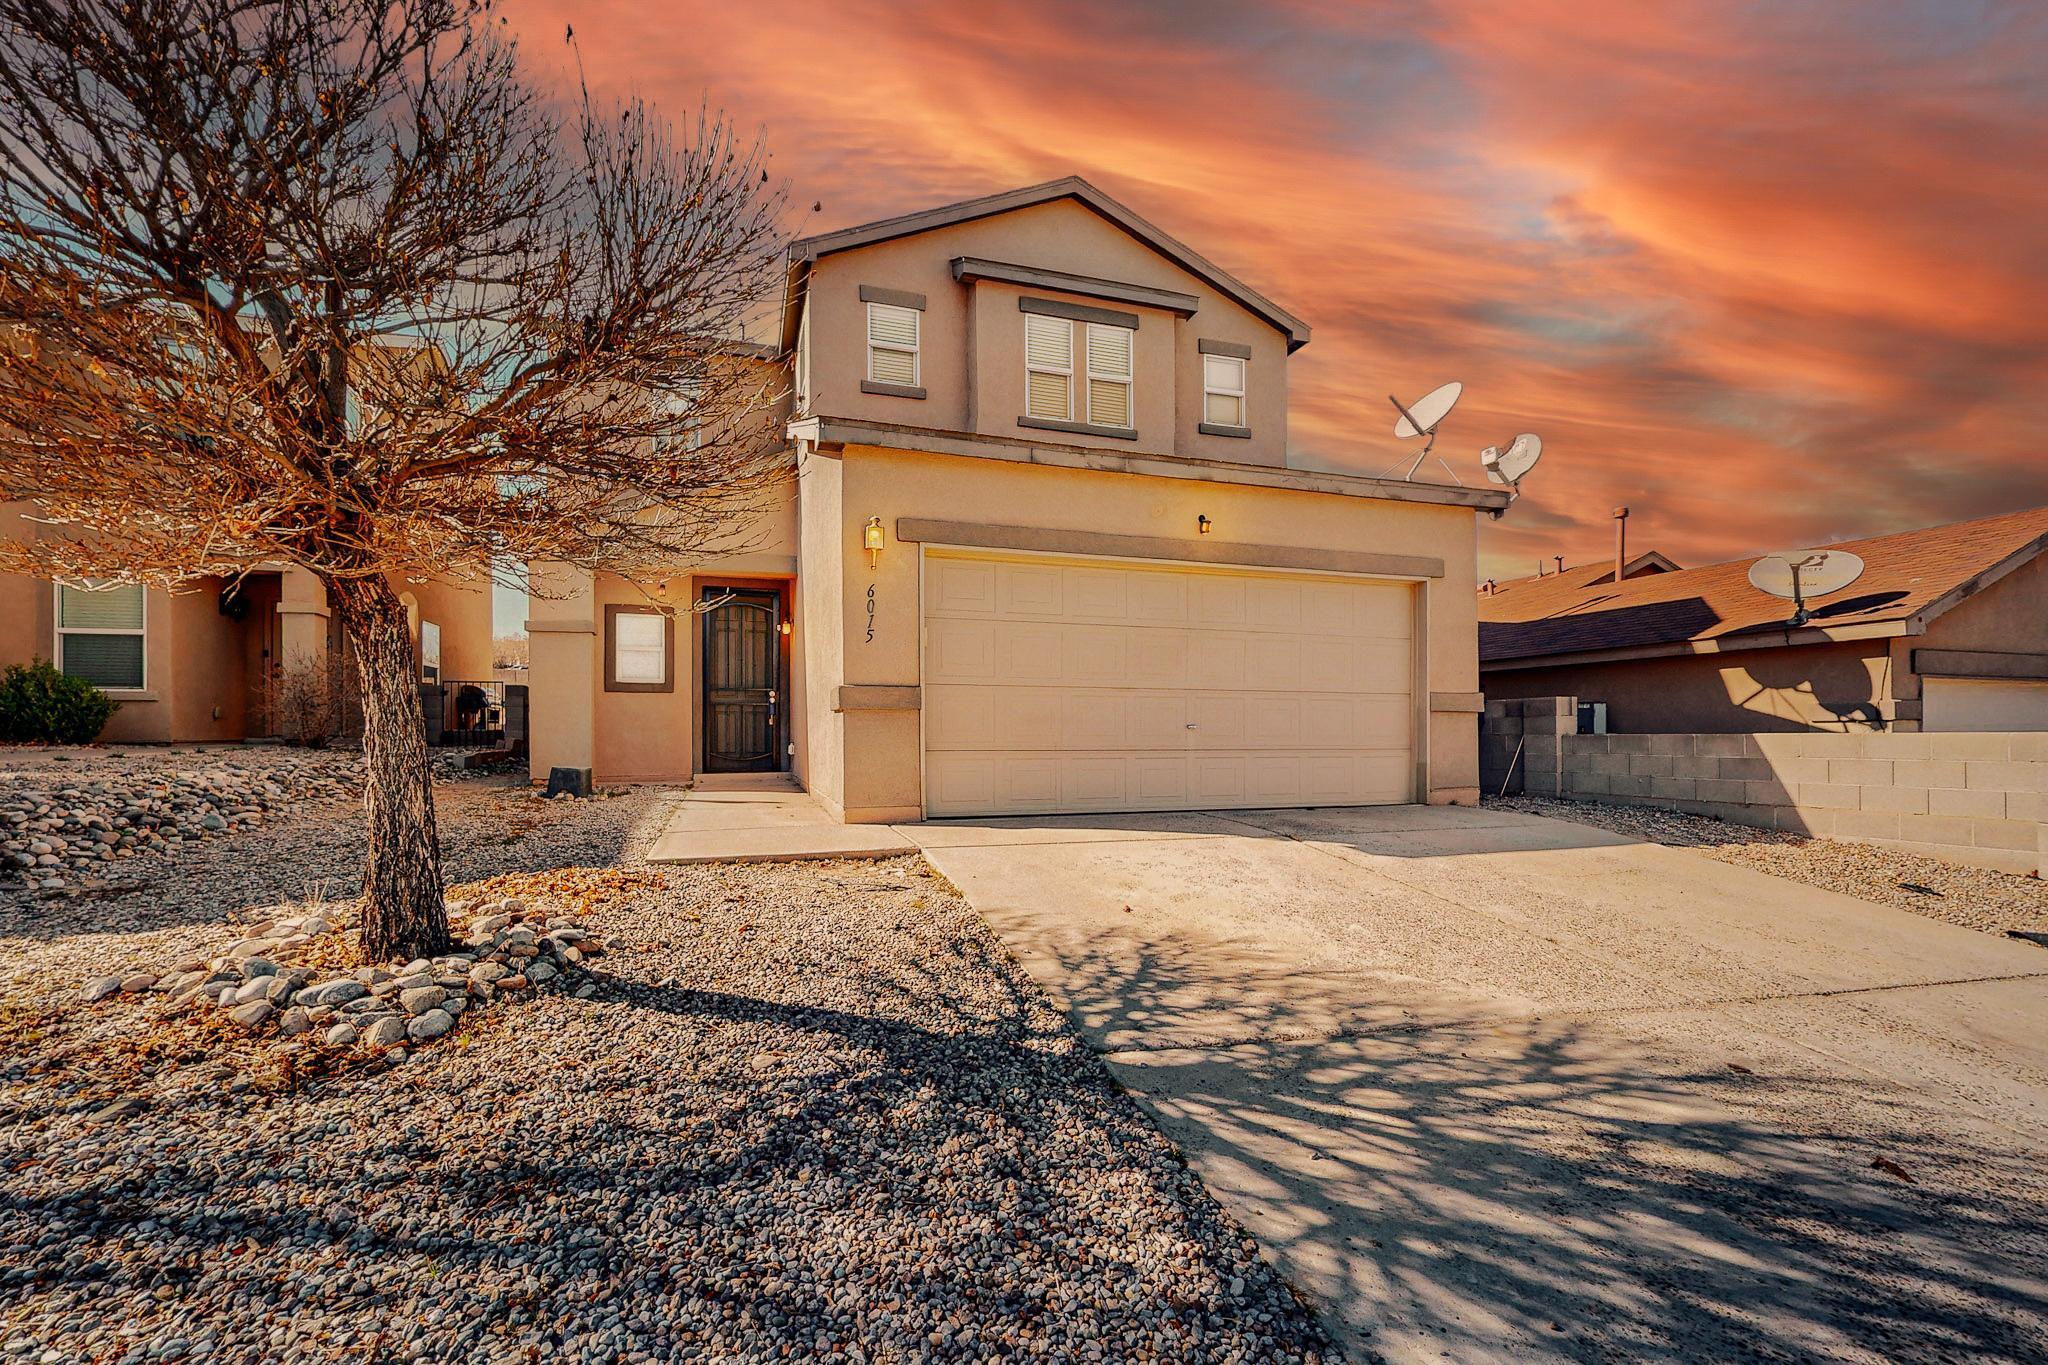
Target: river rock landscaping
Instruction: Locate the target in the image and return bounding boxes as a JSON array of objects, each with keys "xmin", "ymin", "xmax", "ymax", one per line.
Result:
[
  {"xmin": 0, "ymin": 765, "xmax": 1336, "ymax": 1361},
  {"xmin": 1, "ymin": 747, "xmax": 360, "ymax": 894}
]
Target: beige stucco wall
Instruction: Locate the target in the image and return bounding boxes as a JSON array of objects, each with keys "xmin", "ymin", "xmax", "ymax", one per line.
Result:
[
  {"xmin": 811, "ymin": 443, "xmax": 1481, "ymax": 821},
  {"xmin": 800, "ymin": 199, "xmax": 1291, "ymax": 467},
  {"xmin": 405, "ymin": 575, "xmax": 494, "ymax": 681},
  {"xmin": 528, "ymin": 474, "xmax": 803, "ymax": 787}
]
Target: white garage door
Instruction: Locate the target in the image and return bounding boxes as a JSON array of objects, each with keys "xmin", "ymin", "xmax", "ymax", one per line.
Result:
[
  {"xmin": 1922, "ymin": 678, "xmax": 2048, "ymax": 732},
  {"xmin": 921, "ymin": 549, "xmax": 1417, "ymax": 817}
]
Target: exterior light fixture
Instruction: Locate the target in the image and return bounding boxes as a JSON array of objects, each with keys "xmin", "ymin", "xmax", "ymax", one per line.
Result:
[
  {"xmin": 779, "ymin": 620, "xmax": 793, "ymax": 636},
  {"xmin": 1197, "ymin": 515, "xmax": 1212, "ymax": 535},
  {"xmin": 863, "ymin": 516, "xmax": 886, "ymax": 566}
]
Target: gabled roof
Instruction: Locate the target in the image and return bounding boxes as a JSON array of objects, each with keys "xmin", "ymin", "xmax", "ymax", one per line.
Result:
[
  {"xmin": 1480, "ymin": 506, "xmax": 2048, "ymax": 668},
  {"xmin": 788, "ymin": 176, "xmax": 1311, "ymax": 351},
  {"xmin": 1480, "ymin": 551, "xmax": 1678, "ymax": 603}
]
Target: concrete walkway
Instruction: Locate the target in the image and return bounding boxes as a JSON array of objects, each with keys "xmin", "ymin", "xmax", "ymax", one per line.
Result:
[
  {"xmin": 908, "ymin": 805, "xmax": 2048, "ymax": 1362},
  {"xmin": 644, "ymin": 780, "xmax": 915, "ymax": 864}
]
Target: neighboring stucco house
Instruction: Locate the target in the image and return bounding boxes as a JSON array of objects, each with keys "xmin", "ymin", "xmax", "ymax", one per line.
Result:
[
  {"xmin": 1480, "ymin": 506, "xmax": 2048, "ymax": 733},
  {"xmin": 526, "ymin": 177, "xmax": 1510, "ymax": 819},
  {"xmin": 0, "ymin": 514, "xmax": 493, "ymax": 744}
]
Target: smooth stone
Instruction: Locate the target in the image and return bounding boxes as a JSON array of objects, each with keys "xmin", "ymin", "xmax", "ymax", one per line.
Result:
[
  {"xmin": 277, "ymin": 1006, "xmax": 311, "ymax": 1037},
  {"xmin": 80, "ymin": 976, "xmax": 122, "ymax": 1003},
  {"xmin": 228, "ymin": 1000, "xmax": 274, "ymax": 1031},
  {"xmin": 361, "ymin": 1017, "xmax": 406, "ymax": 1049},
  {"xmin": 323, "ymin": 1023, "xmax": 358, "ymax": 1047},
  {"xmin": 406, "ymin": 1008, "xmax": 455, "ymax": 1042},
  {"xmin": 398, "ymin": 986, "xmax": 446, "ymax": 1016}
]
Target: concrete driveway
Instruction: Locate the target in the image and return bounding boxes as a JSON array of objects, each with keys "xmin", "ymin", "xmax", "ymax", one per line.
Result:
[{"xmin": 909, "ymin": 804, "xmax": 2048, "ymax": 1363}]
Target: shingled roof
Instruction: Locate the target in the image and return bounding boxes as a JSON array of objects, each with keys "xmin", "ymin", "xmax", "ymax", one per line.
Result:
[{"xmin": 1480, "ymin": 505, "xmax": 2048, "ymax": 667}]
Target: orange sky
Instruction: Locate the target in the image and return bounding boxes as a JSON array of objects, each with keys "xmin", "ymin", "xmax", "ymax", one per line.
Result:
[{"xmin": 506, "ymin": 0, "xmax": 2048, "ymax": 579}]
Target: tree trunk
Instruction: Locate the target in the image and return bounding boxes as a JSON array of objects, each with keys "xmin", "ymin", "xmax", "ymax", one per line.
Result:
[{"xmin": 326, "ymin": 573, "xmax": 447, "ymax": 961}]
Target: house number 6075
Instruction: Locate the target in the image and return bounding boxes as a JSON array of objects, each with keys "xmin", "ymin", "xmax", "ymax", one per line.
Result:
[{"xmin": 865, "ymin": 584, "xmax": 876, "ymax": 643}]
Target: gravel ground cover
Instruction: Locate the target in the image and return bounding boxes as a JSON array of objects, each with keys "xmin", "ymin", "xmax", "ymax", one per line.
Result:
[
  {"xmin": 1492, "ymin": 794, "xmax": 2048, "ymax": 937},
  {"xmin": 0, "ymin": 775, "xmax": 1335, "ymax": 1362}
]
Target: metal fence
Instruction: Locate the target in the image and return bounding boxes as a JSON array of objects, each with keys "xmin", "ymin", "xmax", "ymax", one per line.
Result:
[{"xmin": 423, "ymin": 679, "xmax": 527, "ymax": 751}]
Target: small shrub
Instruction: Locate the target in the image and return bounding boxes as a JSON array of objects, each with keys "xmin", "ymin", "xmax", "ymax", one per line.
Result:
[
  {"xmin": 272, "ymin": 657, "xmax": 353, "ymax": 747},
  {"xmin": 0, "ymin": 658, "xmax": 119, "ymax": 743}
]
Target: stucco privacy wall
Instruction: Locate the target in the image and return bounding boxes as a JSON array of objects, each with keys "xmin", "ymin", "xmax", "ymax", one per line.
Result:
[
  {"xmin": 1484, "ymin": 698, "xmax": 2046, "ymax": 875},
  {"xmin": 813, "ymin": 443, "xmax": 1483, "ymax": 822}
]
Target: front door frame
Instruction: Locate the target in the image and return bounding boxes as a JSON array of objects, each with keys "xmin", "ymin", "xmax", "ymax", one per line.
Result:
[{"xmin": 697, "ymin": 577, "xmax": 792, "ymax": 774}]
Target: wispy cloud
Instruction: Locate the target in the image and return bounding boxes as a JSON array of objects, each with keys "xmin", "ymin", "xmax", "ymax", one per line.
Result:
[{"xmin": 509, "ymin": 0, "xmax": 2048, "ymax": 573}]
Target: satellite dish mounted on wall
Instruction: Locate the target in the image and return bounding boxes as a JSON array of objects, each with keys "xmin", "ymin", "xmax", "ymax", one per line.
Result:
[
  {"xmin": 1382, "ymin": 381, "xmax": 1464, "ymax": 484},
  {"xmin": 1748, "ymin": 549, "xmax": 1865, "ymax": 628}
]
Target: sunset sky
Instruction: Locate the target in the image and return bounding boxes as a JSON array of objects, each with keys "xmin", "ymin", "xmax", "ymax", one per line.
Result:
[{"xmin": 505, "ymin": 0, "xmax": 2048, "ymax": 589}]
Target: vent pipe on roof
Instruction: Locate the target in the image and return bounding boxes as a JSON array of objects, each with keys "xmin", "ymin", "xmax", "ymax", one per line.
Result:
[
  {"xmin": 1613, "ymin": 506, "xmax": 1630, "ymax": 584},
  {"xmin": 1554, "ymin": 555, "xmax": 1565, "ymax": 574}
]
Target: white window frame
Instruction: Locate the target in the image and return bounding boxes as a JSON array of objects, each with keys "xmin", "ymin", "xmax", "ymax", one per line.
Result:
[
  {"xmin": 1024, "ymin": 314, "xmax": 1074, "ymax": 422},
  {"xmin": 866, "ymin": 302, "xmax": 921, "ymax": 388},
  {"xmin": 1084, "ymin": 322, "xmax": 1134, "ymax": 430},
  {"xmin": 1204, "ymin": 354, "xmax": 1248, "ymax": 429},
  {"xmin": 52, "ymin": 580, "xmax": 147, "ymax": 693}
]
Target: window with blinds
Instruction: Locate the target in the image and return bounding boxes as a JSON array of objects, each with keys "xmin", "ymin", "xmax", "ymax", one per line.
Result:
[
  {"xmin": 1024, "ymin": 313, "xmax": 1073, "ymax": 421},
  {"xmin": 1203, "ymin": 354, "xmax": 1247, "ymax": 428},
  {"xmin": 55, "ymin": 581, "xmax": 145, "ymax": 690},
  {"xmin": 866, "ymin": 302, "xmax": 919, "ymax": 387},
  {"xmin": 1085, "ymin": 323, "xmax": 1133, "ymax": 429},
  {"xmin": 612, "ymin": 611, "xmax": 668, "ymax": 686}
]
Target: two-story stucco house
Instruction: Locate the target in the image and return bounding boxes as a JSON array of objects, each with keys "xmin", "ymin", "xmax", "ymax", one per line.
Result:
[{"xmin": 525, "ymin": 177, "xmax": 1509, "ymax": 820}]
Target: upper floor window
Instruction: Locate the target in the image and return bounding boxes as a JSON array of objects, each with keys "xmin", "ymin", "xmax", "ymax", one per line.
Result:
[
  {"xmin": 1024, "ymin": 313, "xmax": 1073, "ymax": 421},
  {"xmin": 1084, "ymin": 323, "xmax": 1133, "ymax": 429},
  {"xmin": 866, "ymin": 302, "xmax": 920, "ymax": 388},
  {"xmin": 55, "ymin": 580, "xmax": 145, "ymax": 690},
  {"xmin": 1204, "ymin": 354, "xmax": 1247, "ymax": 429}
]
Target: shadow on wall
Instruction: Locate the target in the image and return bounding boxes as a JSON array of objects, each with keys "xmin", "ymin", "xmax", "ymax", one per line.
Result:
[
  {"xmin": 1033, "ymin": 933, "xmax": 2048, "ymax": 1361},
  {"xmin": 1720, "ymin": 651, "xmax": 1889, "ymax": 731}
]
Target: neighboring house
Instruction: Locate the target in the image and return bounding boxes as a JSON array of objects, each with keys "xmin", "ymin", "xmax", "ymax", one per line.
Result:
[
  {"xmin": 1480, "ymin": 506, "xmax": 2048, "ymax": 732},
  {"xmin": 527, "ymin": 176, "xmax": 1511, "ymax": 819},
  {"xmin": 0, "ymin": 334, "xmax": 493, "ymax": 744}
]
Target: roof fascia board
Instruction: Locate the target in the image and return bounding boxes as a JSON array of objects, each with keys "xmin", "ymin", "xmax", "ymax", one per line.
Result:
[
  {"xmin": 953, "ymin": 256, "xmax": 1201, "ymax": 316},
  {"xmin": 790, "ymin": 176, "xmax": 1311, "ymax": 351},
  {"xmin": 1905, "ymin": 529, "xmax": 2048, "ymax": 631},
  {"xmin": 789, "ymin": 415, "xmax": 1510, "ymax": 511}
]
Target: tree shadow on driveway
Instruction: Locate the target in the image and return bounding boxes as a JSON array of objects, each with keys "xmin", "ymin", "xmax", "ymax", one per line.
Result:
[{"xmin": 1044, "ymin": 936, "xmax": 2048, "ymax": 1363}]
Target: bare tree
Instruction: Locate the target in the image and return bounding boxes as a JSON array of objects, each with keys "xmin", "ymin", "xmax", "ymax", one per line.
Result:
[{"xmin": 0, "ymin": 0, "xmax": 791, "ymax": 958}]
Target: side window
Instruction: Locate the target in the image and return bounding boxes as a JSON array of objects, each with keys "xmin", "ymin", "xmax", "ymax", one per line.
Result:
[
  {"xmin": 866, "ymin": 303, "xmax": 919, "ymax": 387},
  {"xmin": 55, "ymin": 581, "xmax": 145, "ymax": 690},
  {"xmin": 1024, "ymin": 313, "xmax": 1073, "ymax": 421},
  {"xmin": 1203, "ymin": 353, "xmax": 1247, "ymax": 430},
  {"xmin": 1084, "ymin": 324, "xmax": 1133, "ymax": 429},
  {"xmin": 604, "ymin": 605, "xmax": 674, "ymax": 693}
]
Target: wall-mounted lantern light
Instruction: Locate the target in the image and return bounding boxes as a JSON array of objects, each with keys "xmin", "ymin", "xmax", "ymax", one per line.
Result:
[
  {"xmin": 863, "ymin": 516, "xmax": 886, "ymax": 567},
  {"xmin": 1197, "ymin": 514, "xmax": 1213, "ymax": 535},
  {"xmin": 779, "ymin": 619, "xmax": 793, "ymax": 636}
]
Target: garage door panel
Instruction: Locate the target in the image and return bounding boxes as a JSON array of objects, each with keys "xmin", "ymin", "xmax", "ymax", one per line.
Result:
[
  {"xmin": 931, "ymin": 559, "xmax": 996, "ymax": 615},
  {"xmin": 997, "ymin": 562, "xmax": 1062, "ymax": 616},
  {"xmin": 927, "ymin": 618, "xmax": 995, "ymax": 682},
  {"xmin": 924, "ymin": 551, "xmax": 1416, "ymax": 817},
  {"xmin": 996, "ymin": 622, "xmax": 1064, "ymax": 681}
]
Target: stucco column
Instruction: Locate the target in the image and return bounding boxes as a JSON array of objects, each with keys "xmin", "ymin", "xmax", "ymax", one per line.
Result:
[
  {"xmin": 525, "ymin": 560, "xmax": 596, "ymax": 783},
  {"xmin": 276, "ymin": 566, "xmax": 330, "ymax": 674}
]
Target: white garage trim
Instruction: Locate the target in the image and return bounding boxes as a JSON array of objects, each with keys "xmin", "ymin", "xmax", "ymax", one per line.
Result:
[{"xmin": 918, "ymin": 543, "xmax": 1428, "ymax": 818}]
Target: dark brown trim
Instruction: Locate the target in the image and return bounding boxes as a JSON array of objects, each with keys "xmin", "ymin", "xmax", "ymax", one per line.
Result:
[
  {"xmin": 1017, "ymin": 295, "xmax": 1141, "ymax": 329},
  {"xmin": 859, "ymin": 284, "xmax": 927, "ymax": 310},
  {"xmin": 957, "ymin": 256, "xmax": 1196, "ymax": 316},
  {"xmin": 1018, "ymin": 415, "xmax": 1139, "ymax": 441},
  {"xmin": 603, "ymin": 604, "xmax": 675, "ymax": 693},
  {"xmin": 897, "ymin": 517, "xmax": 1445, "ymax": 579},
  {"xmin": 1198, "ymin": 422, "xmax": 1253, "ymax": 439},
  {"xmin": 860, "ymin": 380, "xmax": 927, "ymax": 400},
  {"xmin": 1197, "ymin": 337, "xmax": 1253, "ymax": 359},
  {"xmin": 1914, "ymin": 648, "xmax": 2048, "ymax": 681}
]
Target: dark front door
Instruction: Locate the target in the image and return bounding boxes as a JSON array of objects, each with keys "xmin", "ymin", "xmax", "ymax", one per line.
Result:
[{"xmin": 703, "ymin": 589, "xmax": 781, "ymax": 772}]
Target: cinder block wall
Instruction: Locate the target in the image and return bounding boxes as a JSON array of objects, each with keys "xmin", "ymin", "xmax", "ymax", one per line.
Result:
[{"xmin": 1482, "ymin": 697, "xmax": 2045, "ymax": 876}]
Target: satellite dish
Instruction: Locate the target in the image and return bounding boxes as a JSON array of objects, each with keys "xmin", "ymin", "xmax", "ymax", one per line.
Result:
[
  {"xmin": 1481, "ymin": 433, "xmax": 1542, "ymax": 488},
  {"xmin": 1383, "ymin": 381, "xmax": 1464, "ymax": 483},
  {"xmin": 1748, "ymin": 549, "xmax": 1864, "ymax": 627},
  {"xmin": 1391, "ymin": 381, "xmax": 1462, "ymax": 439}
]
